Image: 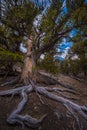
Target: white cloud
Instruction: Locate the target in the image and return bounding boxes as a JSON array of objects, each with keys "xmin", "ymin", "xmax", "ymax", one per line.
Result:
[
  {"xmin": 61, "ymin": 53, "xmax": 67, "ymax": 59},
  {"xmin": 33, "ymin": 14, "xmax": 42, "ymax": 28},
  {"xmin": 59, "ymin": 47, "xmax": 70, "ymax": 59},
  {"xmin": 40, "ymin": 54, "xmax": 45, "ymax": 59},
  {"xmin": 20, "ymin": 43, "xmax": 27, "ymax": 53}
]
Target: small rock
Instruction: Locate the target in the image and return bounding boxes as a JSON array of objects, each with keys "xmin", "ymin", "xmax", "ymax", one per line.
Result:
[{"xmin": 34, "ymin": 106, "xmax": 37, "ymax": 110}]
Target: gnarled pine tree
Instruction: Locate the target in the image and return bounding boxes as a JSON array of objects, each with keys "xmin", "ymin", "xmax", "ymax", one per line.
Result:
[{"xmin": 0, "ymin": 0, "xmax": 87, "ymax": 129}]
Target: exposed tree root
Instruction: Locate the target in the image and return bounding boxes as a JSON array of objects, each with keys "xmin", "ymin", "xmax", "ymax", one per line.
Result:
[
  {"xmin": 7, "ymin": 89, "xmax": 47, "ymax": 129},
  {"xmin": 44, "ymin": 87, "xmax": 79, "ymax": 101},
  {"xmin": 0, "ymin": 81, "xmax": 87, "ymax": 129},
  {"xmin": 37, "ymin": 87, "xmax": 87, "ymax": 120},
  {"xmin": 38, "ymin": 71, "xmax": 75, "ymax": 90},
  {"xmin": 0, "ymin": 72, "xmax": 75, "ymax": 93},
  {"xmin": 1, "ymin": 76, "xmax": 20, "ymax": 87},
  {"xmin": 69, "ymin": 75, "xmax": 84, "ymax": 82},
  {"xmin": 0, "ymin": 85, "xmax": 32, "ymax": 96},
  {"xmin": 45, "ymin": 87, "xmax": 78, "ymax": 95}
]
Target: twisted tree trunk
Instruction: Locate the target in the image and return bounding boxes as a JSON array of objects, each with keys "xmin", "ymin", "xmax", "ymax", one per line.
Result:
[{"xmin": 20, "ymin": 37, "xmax": 37, "ymax": 85}]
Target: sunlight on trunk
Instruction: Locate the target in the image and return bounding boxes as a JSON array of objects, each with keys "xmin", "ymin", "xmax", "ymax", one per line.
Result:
[{"xmin": 21, "ymin": 36, "xmax": 36, "ymax": 85}]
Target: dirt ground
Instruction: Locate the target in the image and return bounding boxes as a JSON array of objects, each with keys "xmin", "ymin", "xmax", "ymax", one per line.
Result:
[{"xmin": 0, "ymin": 74, "xmax": 87, "ymax": 130}]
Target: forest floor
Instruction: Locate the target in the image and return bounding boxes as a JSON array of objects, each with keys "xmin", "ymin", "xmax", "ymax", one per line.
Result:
[{"xmin": 0, "ymin": 74, "xmax": 87, "ymax": 130}]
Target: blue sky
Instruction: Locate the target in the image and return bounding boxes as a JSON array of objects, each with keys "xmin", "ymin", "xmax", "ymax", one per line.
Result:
[
  {"xmin": 57, "ymin": 29, "xmax": 78, "ymax": 60},
  {"xmin": 59, "ymin": 42, "xmax": 73, "ymax": 53},
  {"xmin": 54, "ymin": 41, "xmax": 73, "ymax": 61}
]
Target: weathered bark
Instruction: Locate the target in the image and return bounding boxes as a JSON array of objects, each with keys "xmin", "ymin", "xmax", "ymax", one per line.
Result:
[{"xmin": 20, "ymin": 37, "xmax": 36, "ymax": 85}]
